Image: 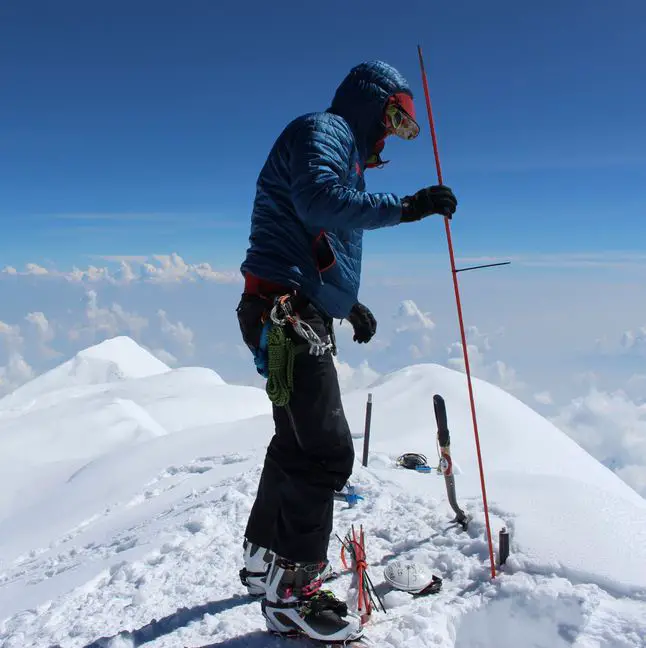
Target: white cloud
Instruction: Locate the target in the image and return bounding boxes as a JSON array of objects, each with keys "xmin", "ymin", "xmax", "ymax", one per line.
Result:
[
  {"xmin": 534, "ymin": 391, "xmax": 553, "ymax": 405},
  {"xmin": 625, "ymin": 375, "xmax": 646, "ymax": 403},
  {"xmin": 394, "ymin": 300, "xmax": 435, "ymax": 333},
  {"xmin": 595, "ymin": 326, "xmax": 646, "ymax": 358},
  {"xmin": 111, "ymin": 303, "xmax": 148, "ymax": 339},
  {"xmin": 447, "ymin": 326, "xmax": 525, "ymax": 394},
  {"xmin": 407, "ymin": 336, "xmax": 432, "ymax": 359},
  {"xmin": 158, "ymin": 309, "xmax": 194, "ymax": 357},
  {"xmin": 0, "ymin": 320, "xmax": 21, "ymax": 339},
  {"xmin": 334, "ymin": 356, "xmax": 380, "ymax": 393},
  {"xmin": 389, "ymin": 300, "xmax": 436, "ymax": 359},
  {"xmin": 25, "ymin": 312, "xmax": 60, "ymax": 359},
  {"xmin": 25, "ymin": 312, "xmax": 54, "ymax": 343},
  {"xmin": 619, "ymin": 327, "xmax": 646, "ymax": 356},
  {"xmin": 359, "ymin": 299, "xmax": 438, "ymax": 368},
  {"xmin": 489, "ymin": 359, "xmax": 525, "ymax": 393},
  {"xmin": 25, "ymin": 263, "xmax": 49, "ymax": 275},
  {"xmin": 69, "ymin": 290, "xmax": 149, "ymax": 343},
  {"xmin": 0, "ymin": 316, "xmax": 57, "ymax": 393},
  {"xmin": 0, "ymin": 254, "xmax": 240, "ymax": 285},
  {"xmin": 149, "ymin": 348, "xmax": 178, "ymax": 366},
  {"xmin": 140, "ymin": 254, "xmax": 237, "ymax": 284},
  {"xmin": 66, "ymin": 265, "xmax": 115, "ymax": 283},
  {"xmin": 116, "ymin": 261, "xmax": 137, "ymax": 283},
  {"xmin": 552, "ymin": 388, "xmax": 646, "ymax": 497},
  {"xmin": 0, "ymin": 352, "xmax": 34, "ymax": 394},
  {"xmin": 0, "ymin": 320, "xmax": 23, "ymax": 352}
]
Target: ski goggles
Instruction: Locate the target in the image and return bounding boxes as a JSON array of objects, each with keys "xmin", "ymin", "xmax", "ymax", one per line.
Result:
[{"xmin": 385, "ymin": 102, "xmax": 420, "ymax": 140}]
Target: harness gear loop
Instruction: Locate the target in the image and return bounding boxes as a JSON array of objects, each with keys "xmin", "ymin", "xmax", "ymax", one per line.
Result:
[
  {"xmin": 269, "ymin": 296, "xmax": 333, "ymax": 358},
  {"xmin": 264, "ymin": 294, "xmax": 334, "ymax": 406}
]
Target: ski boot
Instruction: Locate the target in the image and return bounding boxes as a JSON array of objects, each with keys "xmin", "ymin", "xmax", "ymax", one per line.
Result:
[
  {"xmin": 261, "ymin": 555, "xmax": 363, "ymax": 643},
  {"xmin": 240, "ymin": 539, "xmax": 274, "ymax": 597},
  {"xmin": 240, "ymin": 538, "xmax": 337, "ymax": 598}
]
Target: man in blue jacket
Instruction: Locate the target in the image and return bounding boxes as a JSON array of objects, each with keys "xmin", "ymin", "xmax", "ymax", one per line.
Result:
[{"xmin": 236, "ymin": 60, "xmax": 457, "ymax": 642}]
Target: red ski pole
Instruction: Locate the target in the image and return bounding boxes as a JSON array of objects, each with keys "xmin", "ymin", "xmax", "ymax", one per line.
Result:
[{"xmin": 416, "ymin": 44, "xmax": 496, "ymax": 579}]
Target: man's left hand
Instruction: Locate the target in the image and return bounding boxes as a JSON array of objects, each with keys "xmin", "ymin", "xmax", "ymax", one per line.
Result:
[{"xmin": 347, "ymin": 302, "xmax": 377, "ymax": 343}]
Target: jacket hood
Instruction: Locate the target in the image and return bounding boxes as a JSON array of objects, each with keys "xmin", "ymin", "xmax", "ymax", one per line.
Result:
[{"xmin": 328, "ymin": 60, "xmax": 413, "ymax": 163}]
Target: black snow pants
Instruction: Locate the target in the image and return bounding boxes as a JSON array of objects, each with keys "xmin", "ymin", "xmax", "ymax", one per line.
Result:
[{"xmin": 236, "ymin": 292, "xmax": 355, "ymax": 564}]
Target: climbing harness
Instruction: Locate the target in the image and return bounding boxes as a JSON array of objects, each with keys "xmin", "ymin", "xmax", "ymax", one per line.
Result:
[
  {"xmin": 269, "ymin": 295, "xmax": 333, "ymax": 357},
  {"xmin": 261, "ymin": 294, "xmax": 334, "ymax": 406}
]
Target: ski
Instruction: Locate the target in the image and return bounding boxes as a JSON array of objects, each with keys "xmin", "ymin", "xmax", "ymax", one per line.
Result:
[{"xmin": 433, "ymin": 394, "xmax": 469, "ymax": 530}]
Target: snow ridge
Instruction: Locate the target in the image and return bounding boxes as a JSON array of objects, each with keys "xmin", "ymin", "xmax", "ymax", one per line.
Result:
[{"xmin": 0, "ymin": 337, "xmax": 645, "ymax": 647}]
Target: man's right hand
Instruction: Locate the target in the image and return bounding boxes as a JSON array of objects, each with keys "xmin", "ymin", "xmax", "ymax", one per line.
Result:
[{"xmin": 400, "ymin": 185, "xmax": 458, "ymax": 222}]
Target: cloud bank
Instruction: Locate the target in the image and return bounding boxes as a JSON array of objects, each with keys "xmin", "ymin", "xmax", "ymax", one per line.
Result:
[
  {"xmin": 0, "ymin": 257, "xmax": 644, "ymax": 500},
  {"xmin": 2, "ymin": 253, "xmax": 240, "ymax": 285}
]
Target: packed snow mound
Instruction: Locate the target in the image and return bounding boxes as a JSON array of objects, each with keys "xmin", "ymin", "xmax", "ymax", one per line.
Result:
[
  {"xmin": 0, "ymin": 336, "xmax": 179, "ymax": 410},
  {"xmin": 0, "ymin": 358, "xmax": 645, "ymax": 648},
  {"xmin": 343, "ymin": 364, "xmax": 646, "ymax": 593},
  {"xmin": 0, "ymin": 340, "xmax": 269, "ymax": 539},
  {"xmin": 352, "ymin": 363, "xmax": 644, "ymax": 499}
]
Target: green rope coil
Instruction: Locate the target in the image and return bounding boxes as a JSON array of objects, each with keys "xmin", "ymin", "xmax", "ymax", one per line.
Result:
[{"xmin": 265, "ymin": 324, "xmax": 297, "ymax": 406}]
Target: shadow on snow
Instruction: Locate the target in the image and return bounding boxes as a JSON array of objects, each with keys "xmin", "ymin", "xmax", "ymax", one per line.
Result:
[{"xmin": 79, "ymin": 595, "xmax": 252, "ymax": 648}]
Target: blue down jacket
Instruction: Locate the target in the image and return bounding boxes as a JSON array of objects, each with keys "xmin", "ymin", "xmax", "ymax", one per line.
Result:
[{"xmin": 240, "ymin": 61, "xmax": 413, "ymax": 319}]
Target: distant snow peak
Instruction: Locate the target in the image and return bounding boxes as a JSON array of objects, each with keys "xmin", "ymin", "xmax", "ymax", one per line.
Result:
[
  {"xmin": 394, "ymin": 299, "xmax": 435, "ymax": 333},
  {"xmin": 0, "ymin": 336, "xmax": 172, "ymax": 409},
  {"xmin": 76, "ymin": 336, "xmax": 171, "ymax": 379}
]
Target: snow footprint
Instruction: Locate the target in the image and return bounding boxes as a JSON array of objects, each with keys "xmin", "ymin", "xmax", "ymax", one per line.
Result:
[{"xmin": 125, "ymin": 453, "xmax": 253, "ymax": 510}]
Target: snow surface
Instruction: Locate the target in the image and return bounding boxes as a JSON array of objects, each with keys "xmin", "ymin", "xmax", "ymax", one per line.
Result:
[{"xmin": 1, "ymin": 336, "xmax": 645, "ymax": 648}]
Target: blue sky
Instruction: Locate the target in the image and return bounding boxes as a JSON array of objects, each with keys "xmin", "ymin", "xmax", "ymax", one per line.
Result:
[
  {"xmin": 2, "ymin": 0, "xmax": 645, "ymax": 269},
  {"xmin": 1, "ymin": 2, "xmax": 646, "ymax": 500}
]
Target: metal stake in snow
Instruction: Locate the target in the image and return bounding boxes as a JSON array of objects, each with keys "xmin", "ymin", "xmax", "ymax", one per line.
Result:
[
  {"xmin": 362, "ymin": 393, "xmax": 373, "ymax": 467},
  {"xmin": 417, "ymin": 44, "xmax": 496, "ymax": 579}
]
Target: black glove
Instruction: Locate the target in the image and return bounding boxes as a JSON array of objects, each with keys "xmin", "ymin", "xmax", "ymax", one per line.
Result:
[
  {"xmin": 401, "ymin": 184, "xmax": 458, "ymax": 222},
  {"xmin": 347, "ymin": 302, "xmax": 377, "ymax": 344}
]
